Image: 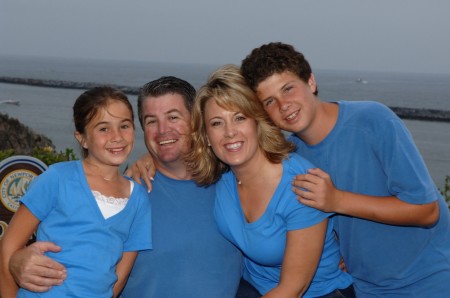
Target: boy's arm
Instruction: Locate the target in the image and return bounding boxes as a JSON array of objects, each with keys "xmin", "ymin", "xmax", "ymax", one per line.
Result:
[
  {"xmin": 294, "ymin": 168, "xmax": 439, "ymax": 227},
  {"xmin": 263, "ymin": 219, "xmax": 327, "ymax": 298},
  {"xmin": 0, "ymin": 205, "xmax": 40, "ymax": 298},
  {"xmin": 113, "ymin": 251, "xmax": 137, "ymax": 298}
]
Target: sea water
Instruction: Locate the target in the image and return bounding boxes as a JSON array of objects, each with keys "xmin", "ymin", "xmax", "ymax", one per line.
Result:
[{"xmin": 0, "ymin": 56, "xmax": 449, "ymax": 189}]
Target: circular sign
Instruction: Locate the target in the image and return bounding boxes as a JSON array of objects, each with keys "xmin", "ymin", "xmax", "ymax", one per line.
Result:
[{"xmin": 0, "ymin": 156, "xmax": 47, "ymax": 225}]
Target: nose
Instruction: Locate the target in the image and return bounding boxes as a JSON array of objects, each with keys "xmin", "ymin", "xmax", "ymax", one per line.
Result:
[
  {"xmin": 279, "ymin": 97, "xmax": 290, "ymax": 112},
  {"xmin": 158, "ymin": 120, "xmax": 170, "ymax": 135},
  {"xmin": 225, "ymin": 123, "xmax": 237, "ymax": 138},
  {"xmin": 111, "ymin": 128, "xmax": 124, "ymax": 142}
]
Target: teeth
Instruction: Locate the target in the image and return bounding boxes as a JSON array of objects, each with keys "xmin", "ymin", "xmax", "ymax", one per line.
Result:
[
  {"xmin": 286, "ymin": 111, "xmax": 298, "ymax": 120},
  {"xmin": 159, "ymin": 139, "xmax": 176, "ymax": 145},
  {"xmin": 226, "ymin": 142, "xmax": 242, "ymax": 150},
  {"xmin": 109, "ymin": 148, "xmax": 124, "ymax": 154}
]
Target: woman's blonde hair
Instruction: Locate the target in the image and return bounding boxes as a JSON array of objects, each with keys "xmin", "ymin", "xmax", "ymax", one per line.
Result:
[{"xmin": 186, "ymin": 64, "xmax": 295, "ymax": 186}]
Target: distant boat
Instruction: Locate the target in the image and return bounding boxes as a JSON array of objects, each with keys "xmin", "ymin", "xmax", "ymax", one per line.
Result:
[
  {"xmin": 355, "ymin": 78, "xmax": 368, "ymax": 84},
  {"xmin": 0, "ymin": 99, "xmax": 20, "ymax": 106}
]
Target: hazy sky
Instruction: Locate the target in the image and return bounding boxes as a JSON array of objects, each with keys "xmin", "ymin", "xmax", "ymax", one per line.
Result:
[{"xmin": 1, "ymin": 0, "xmax": 449, "ymax": 74}]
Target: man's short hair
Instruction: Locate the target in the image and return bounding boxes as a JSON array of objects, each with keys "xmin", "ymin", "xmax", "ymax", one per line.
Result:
[{"xmin": 137, "ymin": 76, "xmax": 196, "ymax": 128}]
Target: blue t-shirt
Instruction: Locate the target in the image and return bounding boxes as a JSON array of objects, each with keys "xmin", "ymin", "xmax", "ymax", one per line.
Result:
[
  {"xmin": 214, "ymin": 153, "xmax": 353, "ymax": 297},
  {"xmin": 290, "ymin": 101, "xmax": 450, "ymax": 297},
  {"xmin": 121, "ymin": 171, "xmax": 243, "ymax": 298},
  {"xmin": 18, "ymin": 161, "xmax": 152, "ymax": 298}
]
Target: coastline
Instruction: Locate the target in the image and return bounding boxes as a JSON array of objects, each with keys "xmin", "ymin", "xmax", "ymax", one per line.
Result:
[{"xmin": 2, "ymin": 76, "xmax": 450, "ymax": 123}]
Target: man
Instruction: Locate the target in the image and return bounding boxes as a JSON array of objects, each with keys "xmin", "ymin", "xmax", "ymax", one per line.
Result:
[
  {"xmin": 9, "ymin": 77, "xmax": 254, "ymax": 297},
  {"xmin": 240, "ymin": 42, "xmax": 450, "ymax": 297}
]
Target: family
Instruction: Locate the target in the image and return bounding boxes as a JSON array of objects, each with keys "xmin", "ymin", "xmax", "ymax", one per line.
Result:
[{"xmin": 1, "ymin": 42, "xmax": 449, "ymax": 297}]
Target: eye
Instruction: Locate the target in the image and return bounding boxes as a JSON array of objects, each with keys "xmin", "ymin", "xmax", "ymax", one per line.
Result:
[
  {"xmin": 144, "ymin": 118, "xmax": 156, "ymax": 126},
  {"xmin": 209, "ymin": 120, "xmax": 222, "ymax": 127},
  {"xmin": 283, "ymin": 85, "xmax": 293, "ymax": 94},
  {"xmin": 98, "ymin": 126, "xmax": 108, "ymax": 132},
  {"xmin": 235, "ymin": 114, "xmax": 246, "ymax": 122},
  {"xmin": 169, "ymin": 115, "xmax": 179, "ymax": 122},
  {"xmin": 264, "ymin": 98, "xmax": 274, "ymax": 107}
]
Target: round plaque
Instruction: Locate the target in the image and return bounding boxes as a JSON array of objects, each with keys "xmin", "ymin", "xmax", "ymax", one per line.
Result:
[{"xmin": 0, "ymin": 156, "xmax": 47, "ymax": 239}]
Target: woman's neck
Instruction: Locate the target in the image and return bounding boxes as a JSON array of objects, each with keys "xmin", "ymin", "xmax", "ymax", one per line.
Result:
[{"xmin": 232, "ymin": 150, "xmax": 281, "ymax": 187}]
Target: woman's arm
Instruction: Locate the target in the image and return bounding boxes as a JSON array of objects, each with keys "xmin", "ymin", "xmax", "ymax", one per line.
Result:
[
  {"xmin": 113, "ymin": 251, "xmax": 137, "ymax": 298},
  {"xmin": 0, "ymin": 205, "xmax": 40, "ymax": 298},
  {"xmin": 294, "ymin": 168, "xmax": 439, "ymax": 227},
  {"xmin": 263, "ymin": 219, "xmax": 327, "ymax": 298}
]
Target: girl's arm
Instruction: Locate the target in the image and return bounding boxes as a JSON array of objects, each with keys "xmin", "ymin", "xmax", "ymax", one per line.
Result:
[
  {"xmin": 112, "ymin": 251, "xmax": 137, "ymax": 298},
  {"xmin": 263, "ymin": 219, "xmax": 327, "ymax": 298},
  {"xmin": 0, "ymin": 205, "xmax": 40, "ymax": 298}
]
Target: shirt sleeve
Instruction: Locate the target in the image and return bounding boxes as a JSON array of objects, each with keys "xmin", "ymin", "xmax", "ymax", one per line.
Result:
[
  {"xmin": 123, "ymin": 184, "xmax": 152, "ymax": 252},
  {"xmin": 372, "ymin": 115, "xmax": 438, "ymax": 204},
  {"xmin": 283, "ymin": 154, "xmax": 332, "ymax": 231},
  {"xmin": 20, "ymin": 166, "xmax": 59, "ymax": 221}
]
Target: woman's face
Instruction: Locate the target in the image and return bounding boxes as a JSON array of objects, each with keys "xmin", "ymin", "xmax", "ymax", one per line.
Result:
[{"xmin": 204, "ymin": 99, "xmax": 260, "ymax": 169}]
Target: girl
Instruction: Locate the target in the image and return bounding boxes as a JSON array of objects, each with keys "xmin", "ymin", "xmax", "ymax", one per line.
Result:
[
  {"xmin": 187, "ymin": 65, "xmax": 354, "ymax": 298},
  {"xmin": 0, "ymin": 86, "xmax": 152, "ymax": 298}
]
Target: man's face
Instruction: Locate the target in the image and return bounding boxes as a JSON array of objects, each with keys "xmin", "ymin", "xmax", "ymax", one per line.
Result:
[
  {"xmin": 141, "ymin": 93, "xmax": 191, "ymax": 168},
  {"xmin": 255, "ymin": 71, "xmax": 318, "ymax": 135}
]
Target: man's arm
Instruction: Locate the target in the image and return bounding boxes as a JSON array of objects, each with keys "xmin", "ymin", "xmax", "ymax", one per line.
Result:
[
  {"xmin": 294, "ymin": 168, "xmax": 439, "ymax": 227},
  {"xmin": 124, "ymin": 153, "xmax": 156, "ymax": 191},
  {"xmin": 9, "ymin": 242, "xmax": 67, "ymax": 292}
]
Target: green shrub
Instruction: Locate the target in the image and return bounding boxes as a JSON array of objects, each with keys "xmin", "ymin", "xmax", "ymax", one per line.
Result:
[
  {"xmin": 31, "ymin": 147, "xmax": 78, "ymax": 165},
  {"xmin": 0, "ymin": 147, "xmax": 78, "ymax": 165},
  {"xmin": 0, "ymin": 149, "xmax": 15, "ymax": 161}
]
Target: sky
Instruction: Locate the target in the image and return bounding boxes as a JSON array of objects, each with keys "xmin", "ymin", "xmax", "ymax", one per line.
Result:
[{"xmin": 1, "ymin": 0, "xmax": 450, "ymax": 74}]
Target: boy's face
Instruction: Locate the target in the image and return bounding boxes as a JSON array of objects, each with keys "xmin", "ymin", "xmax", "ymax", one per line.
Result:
[{"xmin": 255, "ymin": 71, "xmax": 318, "ymax": 135}]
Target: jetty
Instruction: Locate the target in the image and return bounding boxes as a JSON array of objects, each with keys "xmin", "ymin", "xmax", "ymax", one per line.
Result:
[{"xmin": 1, "ymin": 76, "xmax": 449, "ymax": 122}]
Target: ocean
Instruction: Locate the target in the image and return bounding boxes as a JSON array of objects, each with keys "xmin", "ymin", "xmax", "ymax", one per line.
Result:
[{"xmin": 0, "ymin": 56, "xmax": 449, "ymax": 189}]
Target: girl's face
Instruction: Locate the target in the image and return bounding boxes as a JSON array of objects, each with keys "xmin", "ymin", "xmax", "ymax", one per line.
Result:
[
  {"xmin": 76, "ymin": 100, "xmax": 134, "ymax": 168},
  {"xmin": 204, "ymin": 99, "xmax": 260, "ymax": 169}
]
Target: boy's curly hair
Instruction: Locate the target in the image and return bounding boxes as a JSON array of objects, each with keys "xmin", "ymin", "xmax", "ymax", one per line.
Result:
[{"xmin": 241, "ymin": 42, "xmax": 318, "ymax": 95}]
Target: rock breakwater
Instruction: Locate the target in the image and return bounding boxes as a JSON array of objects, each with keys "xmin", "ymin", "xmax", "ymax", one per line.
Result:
[{"xmin": 1, "ymin": 76, "xmax": 450, "ymax": 122}]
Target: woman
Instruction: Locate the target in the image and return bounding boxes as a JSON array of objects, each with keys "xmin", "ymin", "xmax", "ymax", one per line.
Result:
[{"xmin": 186, "ymin": 65, "xmax": 354, "ymax": 298}]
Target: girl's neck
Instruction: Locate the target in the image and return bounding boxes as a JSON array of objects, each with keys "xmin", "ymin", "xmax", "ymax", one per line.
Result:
[{"xmin": 82, "ymin": 159, "xmax": 121, "ymax": 182}]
